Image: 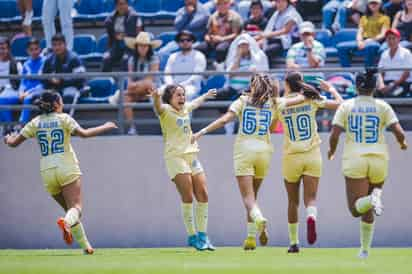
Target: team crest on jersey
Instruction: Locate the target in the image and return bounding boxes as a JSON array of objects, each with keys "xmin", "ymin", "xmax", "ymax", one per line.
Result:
[{"xmin": 176, "ymin": 119, "xmax": 184, "ymax": 127}]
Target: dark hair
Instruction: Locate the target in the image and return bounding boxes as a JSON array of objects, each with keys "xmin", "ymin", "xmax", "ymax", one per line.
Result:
[
  {"xmin": 132, "ymin": 46, "xmax": 154, "ymax": 71},
  {"xmin": 365, "ymin": 2, "xmax": 384, "ymax": 16},
  {"xmin": 249, "ymin": 74, "xmax": 278, "ymax": 108},
  {"xmin": 115, "ymin": 0, "xmax": 128, "ymax": 4},
  {"xmin": 162, "ymin": 84, "xmax": 185, "ymax": 104},
  {"xmin": 0, "ymin": 36, "xmax": 13, "ymax": 61},
  {"xmin": 51, "ymin": 33, "xmax": 66, "ymax": 44},
  {"xmin": 35, "ymin": 91, "xmax": 61, "ymax": 114},
  {"xmin": 27, "ymin": 37, "xmax": 40, "ymax": 48},
  {"xmin": 356, "ymin": 67, "xmax": 378, "ymax": 95},
  {"xmin": 250, "ymin": 0, "xmax": 263, "ymax": 9},
  {"xmin": 285, "ymin": 71, "xmax": 321, "ymax": 99}
]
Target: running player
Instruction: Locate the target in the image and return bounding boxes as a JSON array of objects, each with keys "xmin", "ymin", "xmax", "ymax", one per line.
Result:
[
  {"xmin": 150, "ymin": 85, "xmax": 216, "ymax": 251},
  {"xmin": 328, "ymin": 69, "xmax": 407, "ymax": 258},
  {"xmin": 192, "ymin": 74, "xmax": 308, "ymax": 250},
  {"xmin": 276, "ymin": 71, "xmax": 343, "ymax": 253},
  {"xmin": 4, "ymin": 91, "xmax": 117, "ymax": 254}
]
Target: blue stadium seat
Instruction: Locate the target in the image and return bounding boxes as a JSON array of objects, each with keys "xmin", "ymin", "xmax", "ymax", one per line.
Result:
[
  {"xmin": 74, "ymin": 0, "xmax": 107, "ymax": 22},
  {"xmin": 97, "ymin": 34, "xmax": 109, "ymax": 54},
  {"xmin": 0, "ymin": 0, "xmax": 21, "ymax": 23},
  {"xmin": 11, "ymin": 36, "xmax": 31, "ymax": 62},
  {"xmin": 201, "ymin": 75, "xmax": 226, "ymax": 94},
  {"xmin": 161, "ymin": 0, "xmax": 184, "ymax": 13},
  {"xmin": 315, "ymin": 29, "xmax": 332, "ymax": 48},
  {"xmin": 156, "ymin": 31, "xmax": 177, "ymax": 48},
  {"xmin": 32, "ymin": 0, "xmax": 43, "ymax": 22},
  {"xmin": 80, "ymin": 77, "xmax": 117, "ymax": 104},
  {"xmin": 73, "ymin": 34, "xmax": 98, "ymax": 62},
  {"xmin": 332, "ymin": 28, "xmax": 358, "ymax": 45},
  {"xmin": 104, "ymin": 0, "xmax": 116, "ymax": 13},
  {"xmin": 131, "ymin": 0, "xmax": 162, "ymax": 18}
]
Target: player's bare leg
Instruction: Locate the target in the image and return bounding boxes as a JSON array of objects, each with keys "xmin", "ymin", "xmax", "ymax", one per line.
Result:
[
  {"xmin": 253, "ymin": 178, "xmax": 268, "ymax": 246},
  {"xmin": 303, "ymin": 175, "xmax": 319, "ymax": 245},
  {"xmin": 284, "ymin": 179, "xmax": 300, "ymax": 253}
]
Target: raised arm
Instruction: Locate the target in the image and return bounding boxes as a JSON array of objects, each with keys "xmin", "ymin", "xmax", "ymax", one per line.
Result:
[
  {"xmin": 389, "ymin": 122, "xmax": 408, "ymax": 150},
  {"xmin": 319, "ymin": 79, "xmax": 343, "ymax": 110},
  {"xmin": 148, "ymin": 88, "xmax": 166, "ymax": 115},
  {"xmin": 191, "ymin": 111, "xmax": 237, "ymax": 143},
  {"xmin": 188, "ymin": 89, "xmax": 217, "ymax": 110},
  {"xmin": 328, "ymin": 125, "xmax": 343, "ymax": 160},
  {"xmin": 73, "ymin": 122, "xmax": 117, "ymax": 138},
  {"xmin": 4, "ymin": 134, "xmax": 27, "ymax": 148}
]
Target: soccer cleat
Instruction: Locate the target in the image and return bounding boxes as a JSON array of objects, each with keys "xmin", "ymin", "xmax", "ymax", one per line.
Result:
[
  {"xmin": 57, "ymin": 218, "xmax": 73, "ymax": 245},
  {"xmin": 371, "ymin": 188, "xmax": 383, "ymax": 216},
  {"xmin": 188, "ymin": 234, "xmax": 207, "ymax": 251},
  {"xmin": 287, "ymin": 244, "xmax": 300, "ymax": 253},
  {"xmin": 358, "ymin": 249, "xmax": 369, "ymax": 259},
  {"xmin": 83, "ymin": 247, "xmax": 94, "ymax": 255},
  {"xmin": 243, "ymin": 236, "xmax": 257, "ymax": 250},
  {"xmin": 259, "ymin": 228, "xmax": 269, "ymax": 246},
  {"xmin": 198, "ymin": 232, "xmax": 216, "ymax": 251},
  {"xmin": 307, "ymin": 216, "xmax": 317, "ymax": 245}
]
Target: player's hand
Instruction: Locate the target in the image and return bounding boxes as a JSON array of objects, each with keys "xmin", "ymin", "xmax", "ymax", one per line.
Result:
[
  {"xmin": 191, "ymin": 132, "xmax": 201, "ymax": 144},
  {"xmin": 148, "ymin": 88, "xmax": 161, "ymax": 98},
  {"xmin": 319, "ymin": 79, "xmax": 334, "ymax": 93},
  {"xmin": 328, "ymin": 150, "xmax": 335, "ymax": 160},
  {"xmin": 104, "ymin": 121, "xmax": 118, "ymax": 130},
  {"xmin": 400, "ymin": 141, "xmax": 408, "ymax": 150},
  {"xmin": 205, "ymin": 89, "xmax": 217, "ymax": 99}
]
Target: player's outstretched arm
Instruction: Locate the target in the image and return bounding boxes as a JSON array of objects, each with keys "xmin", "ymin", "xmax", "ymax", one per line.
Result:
[
  {"xmin": 191, "ymin": 111, "xmax": 237, "ymax": 144},
  {"xmin": 4, "ymin": 134, "xmax": 26, "ymax": 148},
  {"xmin": 328, "ymin": 125, "xmax": 343, "ymax": 160},
  {"xmin": 319, "ymin": 79, "xmax": 343, "ymax": 110},
  {"xmin": 189, "ymin": 89, "xmax": 217, "ymax": 110},
  {"xmin": 149, "ymin": 88, "xmax": 166, "ymax": 115},
  {"xmin": 74, "ymin": 122, "xmax": 118, "ymax": 138},
  {"xmin": 389, "ymin": 122, "xmax": 408, "ymax": 150}
]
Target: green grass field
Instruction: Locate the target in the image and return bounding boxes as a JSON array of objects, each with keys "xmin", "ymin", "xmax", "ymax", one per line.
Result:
[{"xmin": 1, "ymin": 247, "xmax": 411, "ymax": 274}]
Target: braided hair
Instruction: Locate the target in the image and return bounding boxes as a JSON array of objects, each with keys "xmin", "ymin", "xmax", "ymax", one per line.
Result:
[
  {"xmin": 356, "ymin": 68, "xmax": 378, "ymax": 95},
  {"xmin": 285, "ymin": 71, "xmax": 321, "ymax": 100},
  {"xmin": 35, "ymin": 91, "xmax": 61, "ymax": 114},
  {"xmin": 249, "ymin": 74, "xmax": 279, "ymax": 108}
]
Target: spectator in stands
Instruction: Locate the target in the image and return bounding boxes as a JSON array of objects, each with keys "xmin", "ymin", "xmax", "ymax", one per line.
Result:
[
  {"xmin": 286, "ymin": 21, "xmax": 326, "ymax": 82},
  {"xmin": 164, "ymin": 30, "xmax": 206, "ymax": 102},
  {"xmin": 196, "ymin": 0, "xmax": 243, "ymax": 69},
  {"xmin": 322, "ymin": 0, "xmax": 351, "ymax": 32},
  {"xmin": 0, "ymin": 37, "xmax": 22, "ymax": 124},
  {"xmin": 383, "ymin": 0, "xmax": 403, "ymax": 23},
  {"xmin": 376, "ymin": 29, "xmax": 412, "ymax": 97},
  {"xmin": 256, "ymin": 0, "xmax": 302, "ymax": 67},
  {"xmin": 42, "ymin": 0, "xmax": 75, "ymax": 51},
  {"xmin": 346, "ymin": 0, "xmax": 368, "ymax": 26},
  {"xmin": 336, "ymin": 0, "xmax": 390, "ymax": 67},
  {"xmin": 113, "ymin": 32, "xmax": 161, "ymax": 135},
  {"xmin": 392, "ymin": 0, "xmax": 412, "ymax": 50},
  {"xmin": 17, "ymin": 0, "xmax": 33, "ymax": 36},
  {"xmin": 42, "ymin": 34, "xmax": 86, "ymax": 103},
  {"xmin": 17, "ymin": 38, "xmax": 45, "ymax": 125},
  {"xmin": 158, "ymin": 0, "xmax": 210, "ymax": 61},
  {"xmin": 243, "ymin": 0, "xmax": 268, "ymax": 36},
  {"xmin": 102, "ymin": 0, "xmax": 144, "ymax": 72}
]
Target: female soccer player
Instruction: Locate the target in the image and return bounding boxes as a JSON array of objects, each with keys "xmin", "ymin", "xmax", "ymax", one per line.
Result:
[
  {"xmin": 4, "ymin": 91, "xmax": 117, "ymax": 254},
  {"xmin": 276, "ymin": 71, "xmax": 343, "ymax": 253},
  {"xmin": 150, "ymin": 85, "xmax": 216, "ymax": 251},
  {"xmin": 192, "ymin": 74, "xmax": 307, "ymax": 250},
  {"xmin": 328, "ymin": 69, "xmax": 407, "ymax": 258}
]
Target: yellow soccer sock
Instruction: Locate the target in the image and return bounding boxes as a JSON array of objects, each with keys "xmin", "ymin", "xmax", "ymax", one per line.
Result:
[
  {"xmin": 355, "ymin": 196, "xmax": 372, "ymax": 214},
  {"xmin": 71, "ymin": 222, "xmax": 91, "ymax": 250},
  {"xmin": 182, "ymin": 203, "xmax": 196, "ymax": 236},
  {"xmin": 195, "ymin": 202, "xmax": 208, "ymax": 233},
  {"xmin": 360, "ymin": 221, "xmax": 375, "ymax": 252},
  {"xmin": 288, "ymin": 223, "xmax": 299, "ymax": 245},
  {"xmin": 64, "ymin": 208, "xmax": 80, "ymax": 227},
  {"xmin": 247, "ymin": 222, "xmax": 257, "ymax": 238}
]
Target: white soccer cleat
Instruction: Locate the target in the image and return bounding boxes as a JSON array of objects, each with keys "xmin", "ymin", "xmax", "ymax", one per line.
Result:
[
  {"xmin": 358, "ymin": 249, "xmax": 369, "ymax": 259},
  {"xmin": 371, "ymin": 188, "xmax": 383, "ymax": 216}
]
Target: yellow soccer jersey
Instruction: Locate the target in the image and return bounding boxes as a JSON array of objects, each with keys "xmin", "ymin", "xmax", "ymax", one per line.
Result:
[
  {"xmin": 276, "ymin": 94, "xmax": 326, "ymax": 155},
  {"xmin": 159, "ymin": 103, "xmax": 199, "ymax": 158},
  {"xmin": 21, "ymin": 113, "xmax": 80, "ymax": 171},
  {"xmin": 230, "ymin": 95, "xmax": 277, "ymax": 154},
  {"xmin": 332, "ymin": 96, "xmax": 398, "ymax": 159}
]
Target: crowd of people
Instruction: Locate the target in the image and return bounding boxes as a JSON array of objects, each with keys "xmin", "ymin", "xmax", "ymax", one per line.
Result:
[{"xmin": 0, "ymin": 0, "xmax": 411, "ymax": 134}]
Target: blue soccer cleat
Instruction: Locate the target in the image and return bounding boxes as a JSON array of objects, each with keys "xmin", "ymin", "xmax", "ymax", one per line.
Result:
[
  {"xmin": 198, "ymin": 232, "xmax": 216, "ymax": 251},
  {"xmin": 188, "ymin": 234, "xmax": 207, "ymax": 251}
]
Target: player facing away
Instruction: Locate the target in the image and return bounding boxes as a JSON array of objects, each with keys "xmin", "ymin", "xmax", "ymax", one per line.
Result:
[
  {"xmin": 328, "ymin": 69, "xmax": 408, "ymax": 259},
  {"xmin": 276, "ymin": 71, "xmax": 343, "ymax": 253},
  {"xmin": 192, "ymin": 74, "xmax": 307, "ymax": 250},
  {"xmin": 4, "ymin": 91, "xmax": 117, "ymax": 254},
  {"xmin": 150, "ymin": 85, "xmax": 216, "ymax": 251}
]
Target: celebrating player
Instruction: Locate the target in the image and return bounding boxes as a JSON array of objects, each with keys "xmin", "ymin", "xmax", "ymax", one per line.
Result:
[
  {"xmin": 328, "ymin": 69, "xmax": 407, "ymax": 258},
  {"xmin": 4, "ymin": 91, "xmax": 117, "ymax": 254},
  {"xmin": 192, "ymin": 74, "xmax": 307, "ymax": 250},
  {"xmin": 150, "ymin": 85, "xmax": 216, "ymax": 251},
  {"xmin": 276, "ymin": 71, "xmax": 343, "ymax": 253}
]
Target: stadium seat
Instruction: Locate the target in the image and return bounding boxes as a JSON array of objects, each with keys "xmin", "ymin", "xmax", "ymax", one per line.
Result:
[
  {"xmin": 161, "ymin": 0, "xmax": 184, "ymax": 13},
  {"xmin": 315, "ymin": 29, "xmax": 332, "ymax": 48},
  {"xmin": 332, "ymin": 28, "xmax": 358, "ymax": 45},
  {"xmin": 32, "ymin": 0, "xmax": 43, "ymax": 22},
  {"xmin": 11, "ymin": 36, "xmax": 31, "ymax": 62},
  {"xmin": 73, "ymin": 34, "xmax": 98, "ymax": 62},
  {"xmin": 0, "ymin": 0, "xmax": 21, "ymax": 23},
  {"xmin": 79, "ymin": 77, "xmax": 117, "ymax": 104},
  {"xmin": 156, "ymin": 31, "xmax": 177, "ymax": 48},
  {"xmin": 131, "ymin": 0, "xmax": 162, "ymax": 18},
  {"xmin": 201, "ymin": 75, "xmax": 226, "ymax": 94},
  {"xmin": 97, "ymin": 34, "xmax": 109, "ymax": 54},
  {"xmin": 74, "ymin": 0, "xmax": 107, "ymax": 22}
]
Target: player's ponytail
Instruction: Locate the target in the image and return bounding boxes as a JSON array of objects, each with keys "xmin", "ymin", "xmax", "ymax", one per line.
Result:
[
  {"xmin": 35, "ymin": 91, "xmax": 61, "ymax": 114},
  {"xmin": 162, "ymin": 84, "xmax": 185, "ymax": 105},
  {"xmin": 250, "ymin": 74, "xmax": 278, "ymax": 108},
  {"xmin": 356, "ymin": 67, "xmax": 378, "ymax": 95},
  {"xmin": 285, "ymin": 71, "xmax": 321, "ymax": 100}
]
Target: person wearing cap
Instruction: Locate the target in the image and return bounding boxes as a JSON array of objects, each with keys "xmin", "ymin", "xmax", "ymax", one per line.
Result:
[
  {"xmin": 102, "ymin": 0, "xmax": 144, "ymax": 72},
  {"xmin": 377, "ymin": 29, "xmax": 412, "ymax": 97},
  {"xmin": 336, "ymin": 0, "xmax": 390, "ymax": 67},
  {"xmin": 109, "ymin": 32, "xmax": 161, "ymax": 135},
  {"xmin": 243, "ymin": 0, "xmax": 268, "ymax": 35},
  {"xmin": 286, "ymin": 21, "xmax": 326, "ymax": 81},
  {"xmin": 163, "ymin": 31, "xmax": 207, "ymax": 102},
  {"xmin": 195, "ymin": 0, "xmax": 243, "ymax": 68}
]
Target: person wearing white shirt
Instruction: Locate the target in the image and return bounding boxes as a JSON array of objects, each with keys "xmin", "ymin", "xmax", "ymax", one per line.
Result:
[
  {"xmin": 164, "ymin": 30, "xmax": 207, "ymax": 101},
  {"xmin": 377, "ymin": 29, "xmax": 412, "ymax": 97}
]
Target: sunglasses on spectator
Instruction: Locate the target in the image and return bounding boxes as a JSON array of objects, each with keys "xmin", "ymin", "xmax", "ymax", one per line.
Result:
[{"xmin": 179, "ymin": 38, "xmax": 193, "ymax": 43}]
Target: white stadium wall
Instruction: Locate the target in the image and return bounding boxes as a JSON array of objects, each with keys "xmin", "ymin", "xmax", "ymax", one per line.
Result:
[{"xmin": 0, "ymin": 134, "xmax": 411, "ymax": 249}]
